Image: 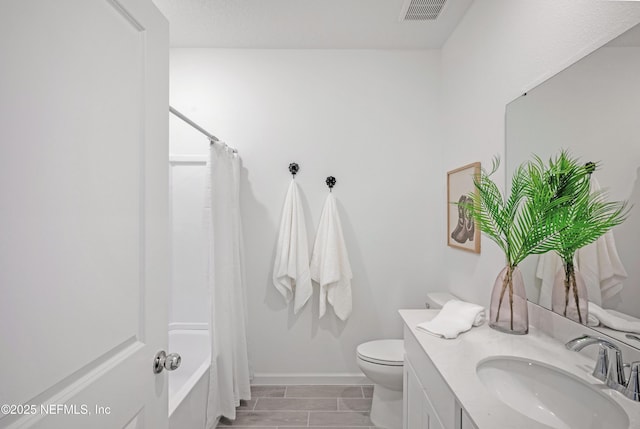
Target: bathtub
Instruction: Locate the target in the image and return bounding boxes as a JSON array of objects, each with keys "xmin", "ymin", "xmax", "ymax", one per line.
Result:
[{"xmin": 168, "ymin": 328, "xmax": 211, "ymax": 429}]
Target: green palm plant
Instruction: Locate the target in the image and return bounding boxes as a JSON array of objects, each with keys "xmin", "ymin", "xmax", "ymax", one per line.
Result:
[
  {"xmin": 465, "ymin": 155, "xmax": 583, "ymax": 333},
  {"xmin": 536, "ymin": 152, "xmax": 629, "ymax": 324}
]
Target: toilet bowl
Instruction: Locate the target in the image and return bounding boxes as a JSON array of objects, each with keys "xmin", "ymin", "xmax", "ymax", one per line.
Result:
[
  {"xmin": 356, "ymin": 293, "xmax": 458, "ymax": 429},
  {"xmin": 356, "ymin": 339, "xmax": 404, "ymax": 429}
]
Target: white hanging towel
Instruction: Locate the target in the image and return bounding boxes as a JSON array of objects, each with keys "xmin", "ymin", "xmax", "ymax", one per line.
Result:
[
  {"xmin": 536, "ymin": 246, "xmax": 620, "ymax": 307},
  {"xmin": 536, "ymin": 251, "xmax": 601, "ymax": 307},
  {"xmin": 577, "ymin": 175, "xmax": 627, "ymax": 301},
  {"xmin": 310, "ymin": 193, "xmax": 353, "ymax": 321},
  {"xmin": 536, "ymin": 251, "xmax": 564, "ymax": 309},
  {"xmin": 272, "ymin": 180, "xmax": 313, "ymax": 313}
]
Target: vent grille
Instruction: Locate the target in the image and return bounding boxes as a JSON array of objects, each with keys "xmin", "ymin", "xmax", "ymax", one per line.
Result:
[{"xmin": 400, "ymin": 0, "xmax": 447, "ymax": 21}]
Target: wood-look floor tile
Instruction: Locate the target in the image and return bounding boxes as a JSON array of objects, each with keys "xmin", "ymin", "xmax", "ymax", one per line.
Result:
[
  {"xmin": 218, "ymin": 427, "xmax": 275, "ymax": 429},
  {"xmin": 251, "ymin": 385, "xmax": 287, "ymax": 398},
  {"xmin": 255, "ymin": 398, "xmax": 337, "ymax": 411},
  {"xmin": 237, "ymin": 399, "xmax": 258, "ymax": 411},
  {"xmin": 218, "ymin": 411, "xmax": 309, "ymax": 427},
  {"xmin": 362, "ymin": 386, "xmax": 373, "ymax": 399},
  {"xmin": 284, "ymin": 427, "xmax": 371, "ymax": 429},
  {"xmin": 308, "ymin": 412, "xmax": 373, "ymax": 427},
  {"xmin": 337, "ymin": 398, "xmax": 372, "ymax": 412},
  {"xmin": 285, "ymin": 385, "xmax": 363, "ymax": 398}
]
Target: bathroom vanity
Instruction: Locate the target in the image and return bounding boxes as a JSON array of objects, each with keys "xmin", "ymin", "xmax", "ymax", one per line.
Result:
[
  {"xmin": 403, "ymin": 326, "xmax": 474, "ymax": 429},
  {"xmin": 400, "ymin": 309, "xmax": 640, "ymax": 429}
]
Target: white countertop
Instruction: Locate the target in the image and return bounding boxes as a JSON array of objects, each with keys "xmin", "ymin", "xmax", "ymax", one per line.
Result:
[{"xmin": 399, "ymin": 309, "xmax": 640, "ymax": 429}]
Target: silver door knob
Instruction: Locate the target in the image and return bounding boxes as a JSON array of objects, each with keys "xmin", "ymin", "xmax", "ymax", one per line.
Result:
[
  {"xmin": 153, "ymin": 350, "xmax": 182, "ymax": 374},
  {"xmin": 165, "ymin": 353, "xmax": 182, "ymax": 371}
]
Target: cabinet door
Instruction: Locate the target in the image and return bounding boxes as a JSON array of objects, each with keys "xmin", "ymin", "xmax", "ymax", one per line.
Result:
[
  {"xmin": 460, "ymin": 409, "xmax": 476, "ymax": 429},
  {"xmin": 404, "ymin": 358, "xmax": 444, "ymax": 429},
  {"xmin": 455, "ymin": 401, "xmax": 477, "ymax": 429}
]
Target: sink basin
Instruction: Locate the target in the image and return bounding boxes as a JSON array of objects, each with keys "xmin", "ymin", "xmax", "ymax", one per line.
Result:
[{"xmin": 476, "ymin": 356, "xmax": 629, "ymax": 429}]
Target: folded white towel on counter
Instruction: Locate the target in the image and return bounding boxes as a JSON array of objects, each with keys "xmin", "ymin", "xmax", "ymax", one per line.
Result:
[
  {"xmin": 310, "ymin": 193, "xmax": 353, "ymax": 321},
  {"xmin": 588, "ymin": 302, "xmax": 640, "ymax": 334},
  {"xmin": 416, "ymin": 300, "xmax": 486, "ymax": 339},
  {"xmin": 587, "ymin": 313, "xmax": 600, "ymax": 327},
  {"xmin": 272, "ymin": 180, "xmax": 313, "ymax": 313}
]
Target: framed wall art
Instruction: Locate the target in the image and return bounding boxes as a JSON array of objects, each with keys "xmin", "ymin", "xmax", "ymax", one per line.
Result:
[{"xmin": 447, "ymin": 162, "xmax": 481, "ymax": 253}]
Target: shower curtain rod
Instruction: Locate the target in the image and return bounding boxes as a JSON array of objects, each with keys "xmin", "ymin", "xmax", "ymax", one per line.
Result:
[{"xmin": 169, "ymin": 106, "xmax": 238, "ymax": 153}]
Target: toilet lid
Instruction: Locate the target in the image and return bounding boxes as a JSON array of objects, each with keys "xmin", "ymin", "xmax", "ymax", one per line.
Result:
[{"xmin": 357, "ymin": 340, "xmax": 404, "ymax": 366}]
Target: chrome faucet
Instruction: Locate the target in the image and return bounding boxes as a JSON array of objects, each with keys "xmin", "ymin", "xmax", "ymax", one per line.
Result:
[
  {"xmin": 566, "ymin": 335, "xmax": 640, "ymax": 401},
  {"xmin": 565, "ymin": 335, "xmax": 625, "ymax": 388},
  {"xmin": 627, "ymin": 362, "xmax": 640, "ymax": 401}
]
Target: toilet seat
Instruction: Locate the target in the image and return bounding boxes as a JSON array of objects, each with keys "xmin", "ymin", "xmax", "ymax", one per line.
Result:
[{"xmin": 357, "ymin": 340, "xmax": 404, "ymax": 367}]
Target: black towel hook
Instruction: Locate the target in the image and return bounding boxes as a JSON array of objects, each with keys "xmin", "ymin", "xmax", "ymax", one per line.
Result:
[
  {"xmin": 326, "ymin": 176, "xmax": 336, "ymax": 192},
  {"xmin": 585, "ymin": 161, "xmax": 596, "ymax": 175},
  {"xmin": 289, "ymin": 163, "xmax": 299, "ymax": 178}
]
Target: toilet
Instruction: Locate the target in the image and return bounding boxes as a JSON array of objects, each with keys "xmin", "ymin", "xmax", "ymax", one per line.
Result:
[
  {"xmin": 356, "ymin": 292, "xmax": 457, "ymax": 429},
  {"xmin": 357, "ymin": 339, "xmax": 404, "ymax": 429}
]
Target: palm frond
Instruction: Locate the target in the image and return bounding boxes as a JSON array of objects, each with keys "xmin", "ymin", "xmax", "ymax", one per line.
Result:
[
  {"xmin": 465, "ymin": 150, "xmax": 630, "ymax": 269},
  {"xmin": 539, "ymin": 151, "xmax": 630, "ymax": 264}
]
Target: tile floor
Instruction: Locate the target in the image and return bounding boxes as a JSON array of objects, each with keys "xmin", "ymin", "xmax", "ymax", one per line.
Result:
[{"xmin": 218, "ymin": 385, "xmax": 376, "ymax": 429}]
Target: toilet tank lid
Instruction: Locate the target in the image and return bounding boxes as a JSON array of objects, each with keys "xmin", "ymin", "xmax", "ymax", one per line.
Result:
[
  {"xmin": 357, "ymin": 340, "xmax": 404, "ymax": 363},
  {"xmin": 426, "ymin": 292, "xmax": 458, "ymax": 309}
]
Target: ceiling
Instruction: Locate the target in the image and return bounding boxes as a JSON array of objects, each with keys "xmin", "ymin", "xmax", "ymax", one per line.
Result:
[{"xmin": 152, "ymin": 0, "xmax": 474, "ymax": 49}]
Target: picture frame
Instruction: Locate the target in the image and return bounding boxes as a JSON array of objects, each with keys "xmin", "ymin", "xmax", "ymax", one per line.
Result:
[{"xmin": 447, "ymin": 162, "xmax": 481, "ymax": 253}]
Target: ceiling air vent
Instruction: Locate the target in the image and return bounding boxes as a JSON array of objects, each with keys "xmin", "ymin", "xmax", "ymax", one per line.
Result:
[{"xmin": 400, "ymin": 0, "xmax": 447, "ymax": 21}]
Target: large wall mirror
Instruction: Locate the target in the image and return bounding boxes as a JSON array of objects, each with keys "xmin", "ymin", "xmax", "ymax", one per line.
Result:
[{"xmin": 506, "ymin": 23, "xmax": 640, "ymax": 348}]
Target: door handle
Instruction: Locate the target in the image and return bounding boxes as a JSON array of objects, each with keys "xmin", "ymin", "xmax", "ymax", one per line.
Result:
[{"xmin": 153, "ymin": 350, "xmax": 182, "ymax": 374}]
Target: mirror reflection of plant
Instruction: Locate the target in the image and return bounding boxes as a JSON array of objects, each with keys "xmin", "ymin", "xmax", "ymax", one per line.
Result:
[
  {"xmin": 464, "ymin": 157, "xmax": 576, "ymax": 327},
  {"xmin": 535, "ymin": 151, "xmax": 630, "ymax": 323}
]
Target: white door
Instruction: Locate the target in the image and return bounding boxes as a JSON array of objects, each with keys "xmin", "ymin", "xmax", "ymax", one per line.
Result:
[{"xmin": 0, "ymin": 0, "xmax": 169, "ymax": 428}]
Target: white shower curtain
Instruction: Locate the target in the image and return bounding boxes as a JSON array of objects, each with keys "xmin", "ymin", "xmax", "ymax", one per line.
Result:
[{"xmin": 205, "ymin": 144, "xmax": 251, "ymax": 427}]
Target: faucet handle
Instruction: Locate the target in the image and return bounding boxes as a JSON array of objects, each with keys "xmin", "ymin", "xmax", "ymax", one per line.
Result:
[
  {"xmin": 601, "ymin": 343, "xmax": 626, "ymax": 391},
  {"xmin": 593, "ymin": 344, "xmax": 609, "ymax": 382},
  {"xmin": 623, "ymin": 362, "xmax": 640, "ymax": 401}
]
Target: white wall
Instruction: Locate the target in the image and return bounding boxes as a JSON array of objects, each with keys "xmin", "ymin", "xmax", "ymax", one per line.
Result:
[
  {"xmin": 169, "ymin": 49, "xmax": 442, "ymax": 378},
  {"xmin": 169, "ymin": 153, "xmax": 209, "ymax": 326},
  {"xmin": 441, "ymin": 0, "xmax": 640, "ymax": 307}
]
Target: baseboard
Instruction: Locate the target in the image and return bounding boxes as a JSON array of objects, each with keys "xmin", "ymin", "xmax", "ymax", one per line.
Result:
[
  {"xmin": 251, "ymin": 372, "xmax": 368, "ymax": 385},
  {"xmin": 169, "ymin": 154, "xmax": 208, "ymax": 164},
  {"xmin": 169, "ymin": 322, "xmax": 209, "ymax": 331}
]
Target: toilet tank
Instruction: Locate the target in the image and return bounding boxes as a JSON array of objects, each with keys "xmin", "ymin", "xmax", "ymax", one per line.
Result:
[{"xmin": 425, "ymin": 292, "xmax": 458, "ymax": 309}]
